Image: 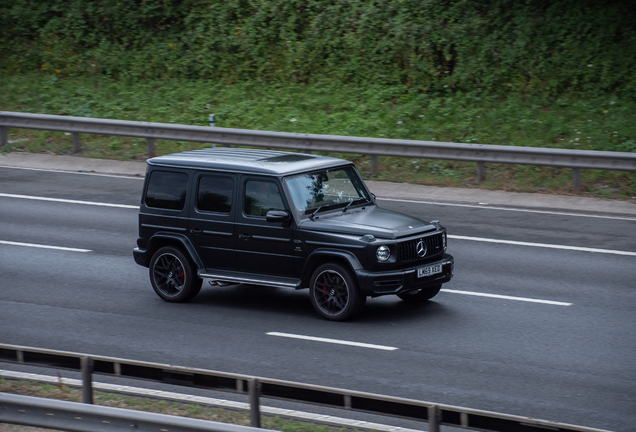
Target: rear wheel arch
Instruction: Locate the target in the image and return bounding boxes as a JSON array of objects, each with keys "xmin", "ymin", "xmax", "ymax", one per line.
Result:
[{"xmin": 146, "ymin": 233, "xmax": 204, "ymax": 270}]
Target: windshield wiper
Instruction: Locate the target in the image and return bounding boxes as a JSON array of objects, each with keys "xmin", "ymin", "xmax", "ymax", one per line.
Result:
[
  {"xmin": 342, "ymin": 197, "xmax": 369, "ymax": 213},
  {"xmin": 342, "ymin": 200, "xmax": 355, "ymax": 213},
  {"xmin": 309, "ymin": 206, "xmax": 325, "ymax": 220}
]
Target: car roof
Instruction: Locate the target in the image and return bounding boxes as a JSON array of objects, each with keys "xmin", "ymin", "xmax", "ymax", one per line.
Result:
[{"xmin": 147, "ymin": 148, "xmax": 351, "ymax": 175}]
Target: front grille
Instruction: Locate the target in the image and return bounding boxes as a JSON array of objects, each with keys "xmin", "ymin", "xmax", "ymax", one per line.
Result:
[{"xmin": 399, "ymin": 233, "xmax": 443, "ymax": 262}]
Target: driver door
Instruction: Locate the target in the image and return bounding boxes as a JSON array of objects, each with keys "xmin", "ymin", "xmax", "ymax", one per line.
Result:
[{"xmin": 235, "ymin": 177, "xmax": 296, "ymax": 277}]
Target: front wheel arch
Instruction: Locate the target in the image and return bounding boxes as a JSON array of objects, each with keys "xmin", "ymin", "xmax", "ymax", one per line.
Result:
[{"xmin": 300, "ymin": 249, "xmax": 363, "ymax": 288}]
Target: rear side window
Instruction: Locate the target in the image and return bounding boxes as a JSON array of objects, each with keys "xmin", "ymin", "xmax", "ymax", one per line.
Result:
[
  {"xmin": 145, "ymin": 171, "xmax": 188, "ymax": 210},
  {"xmin": 197, "ymin": 176, "xmax": 233, "ymax": 213}
]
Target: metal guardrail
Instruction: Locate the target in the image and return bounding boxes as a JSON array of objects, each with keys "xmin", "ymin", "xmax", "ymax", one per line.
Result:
[
  {"xmin": 0, "ymin": 344, "xmax": 611, "ymax": 432},
  {"xmin": 0, "ymin": 392, "xmax": 273, "ymax": 432},
  {"xmin": 1, "ymin": 111, "xmax": 635, "ymax": 189}
]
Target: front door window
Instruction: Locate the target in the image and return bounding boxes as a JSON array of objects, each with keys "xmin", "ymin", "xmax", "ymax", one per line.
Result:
[{"xmin": 244, "ymin": 180, "xmax": 285, "ymax": 217}]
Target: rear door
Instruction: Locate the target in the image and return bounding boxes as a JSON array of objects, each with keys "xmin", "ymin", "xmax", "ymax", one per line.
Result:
[{"xmin": 187, "ymin": 172, "xmax": 237, "ymax": 270}]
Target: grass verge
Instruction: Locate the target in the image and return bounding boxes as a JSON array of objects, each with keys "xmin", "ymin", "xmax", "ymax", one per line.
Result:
[
  {"xmin": 1, "ymin": 73, "xmax": 634, "ymax": 201},
  {"xmin": 0, "ymin": 378, "xmax": 364, "ymax": 432}
]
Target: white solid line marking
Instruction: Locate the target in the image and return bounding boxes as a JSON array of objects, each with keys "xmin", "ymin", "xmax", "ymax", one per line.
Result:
[
  {"xmin": 448, "ymin": 234, "xmax": 636, "ymax": 256},
  {"xmin": 0, "ymin": 164, "xmax": 144, "ymax": 180},
  {"xmin": 0, "ymin": 240, "xmax": 91, "ymax": 253},
  {"xmin": 0, "ymin": 370, "xmax": 418, "ymax": 432},
  {"xmin": 267, "ymin": 332, "xmax": 398, "ymax": 351},
  {"xmin": 377, "ymin": 197, "xmax": 636, "ymax": 221},
  {"xmin": 440, "ymin": 289, "xmax": 572, "ymax": 306},
  {"xmin": 0, "ymin": 193, "xmax": 139, "ymax": 209}
]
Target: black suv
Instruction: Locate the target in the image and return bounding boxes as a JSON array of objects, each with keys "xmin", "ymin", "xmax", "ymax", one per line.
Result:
[{"xmin": 133, "ymin": 148, "xmax": 454, "ymax": 321}]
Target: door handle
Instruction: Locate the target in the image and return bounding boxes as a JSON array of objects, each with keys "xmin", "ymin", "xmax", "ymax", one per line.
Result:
[
  {"xmin": 239, "ymin": 234, "xmax": 251, "ymax": 239},
  {"xmin": 191, "ymin": 228, "xmax": 202, "ymax": 234}
]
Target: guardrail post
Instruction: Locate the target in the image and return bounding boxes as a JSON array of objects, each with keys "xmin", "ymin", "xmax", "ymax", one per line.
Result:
[
  {"xmin": 477, "ymin": 161, "xmax": 486, "ymax": 182},
  {"xmin": 573, "ymin": 168, "xmax": 582, "ymax": 190},
  {"xmin": 427, "ymin": 405, "xmax": 440, "ymax": 432},
  {"xmin": 370, "ymin": 155, "xmax": 378, "ymax": 175},
  {"xmin": 81, "ymin": 356, "xmax": 94, "ymax": 404},
  {"xmin": 248, "ymin": 378, "xmax": 261, "ymax": 428},
  {"xmin": 0, "ymin": 126, "xmax": 7, "ymax": 147},
  {"xmin": 147, "ymin": 138, "xmax": 155, "ymax": 158},
  {"xmin": 72, "ymin": 132, "xmax": 81, "ymax": 153}
]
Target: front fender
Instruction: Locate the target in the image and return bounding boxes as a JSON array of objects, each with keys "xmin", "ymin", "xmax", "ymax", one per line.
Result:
[{"xmin": 300, "ymin": 248, "xmax": 364, "ymax": 288}]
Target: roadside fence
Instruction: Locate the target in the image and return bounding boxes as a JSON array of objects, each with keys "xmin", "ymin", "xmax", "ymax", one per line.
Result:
[
  {"xmin": 1, "ymin": 111, "xmax": 635, "ymax": 189},
  {"xmin": 1, "ymin": 392, "xmax": 273, "ymax": 432},
  {"xmin": 0, "ymin": 343, "xmax": 611, "ymax": 432},
  {"xmin": 0, "ymin": 393, "xmax": 273, "ymax": 432}
]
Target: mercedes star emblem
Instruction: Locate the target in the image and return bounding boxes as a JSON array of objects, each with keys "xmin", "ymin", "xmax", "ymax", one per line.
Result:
[{"xmin": 416, "ymin": 240, "xmax": 427, "ymax": 257}]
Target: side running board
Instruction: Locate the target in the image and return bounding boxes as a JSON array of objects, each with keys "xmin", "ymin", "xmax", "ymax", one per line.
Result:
[{"xmin": 198, "ymin": 269, "xmax": 301, "ymax": 289}]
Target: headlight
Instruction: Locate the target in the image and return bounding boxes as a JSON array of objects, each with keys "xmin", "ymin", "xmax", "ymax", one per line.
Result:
[{"xmin": 376, "ymin": 245, "xmax": 390, "ymax": 262}]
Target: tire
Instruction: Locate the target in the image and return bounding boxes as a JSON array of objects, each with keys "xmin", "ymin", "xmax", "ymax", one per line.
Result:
[
  {"xmin": 397, "ymin": 284, "xmax": 442, "ymax": 303},
  {"xmin": 149, "ymin": 246, "xmax": 202, "ymax": 302},
  {"xmin": 309, "ymin": 263, "xmax": 365, "ymax": 321}
]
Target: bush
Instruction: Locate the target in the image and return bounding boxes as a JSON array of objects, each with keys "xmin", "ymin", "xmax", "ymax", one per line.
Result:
[{"xmin": 1, "ymin": 0, "xmax": 634, "ymax": 97}]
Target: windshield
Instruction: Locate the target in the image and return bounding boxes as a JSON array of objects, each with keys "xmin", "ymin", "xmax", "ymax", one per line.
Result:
[{"xmin": 285, "ymin": 166, "xmax": 370, "ymax": 215}]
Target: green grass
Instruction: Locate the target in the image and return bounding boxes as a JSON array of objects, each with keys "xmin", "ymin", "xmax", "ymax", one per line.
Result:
[
  {"xmin": 0, "ymin": 378, "xmax": 364, "ymax": 432},
  {"xmin": 1, "ymin": 73, "xmax": 634, "ymax": 200}
]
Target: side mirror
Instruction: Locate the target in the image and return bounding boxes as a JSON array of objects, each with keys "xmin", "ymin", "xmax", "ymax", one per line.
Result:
[{"xmin": 266, "ymin": 210, "xmax": 291, "ymax": 223}]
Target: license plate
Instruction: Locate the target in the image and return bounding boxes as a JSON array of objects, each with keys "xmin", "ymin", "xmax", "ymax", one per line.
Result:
[{"xmin": 417, "ymin": 263, "xmax": 442, "ymax": 278}]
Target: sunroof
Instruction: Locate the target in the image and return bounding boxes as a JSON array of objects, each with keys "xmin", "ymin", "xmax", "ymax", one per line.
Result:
[{"xmin": 262, "ymin": 154, "xmax": 315, "ymax": 163}]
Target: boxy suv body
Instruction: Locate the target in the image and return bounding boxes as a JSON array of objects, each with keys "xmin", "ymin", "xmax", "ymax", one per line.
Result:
[{"xmin": 133, "ymin": 148, "xmax": 454, "ymax": 320}]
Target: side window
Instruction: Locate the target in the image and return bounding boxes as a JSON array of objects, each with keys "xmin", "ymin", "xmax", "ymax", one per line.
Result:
[
  {"xmin": 145, "ymin": 171, "xmax": 188, "ymax": 210},
  {"xmin": 197, "ymin": 176, "xmax": 233, "ymax": 214},
  {"xmin": 244, "ymin": 180, "xmax": 285, "ymax": 217}
]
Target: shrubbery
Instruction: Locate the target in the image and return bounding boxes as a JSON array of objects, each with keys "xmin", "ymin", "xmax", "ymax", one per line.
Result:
[{"xmin": 2, "ymin": 0, "xmax": 634, "ymax": 97}]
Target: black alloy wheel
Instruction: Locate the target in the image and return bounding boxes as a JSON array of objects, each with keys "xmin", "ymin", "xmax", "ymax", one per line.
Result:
[
  {"xmin": 309, "ymin": 263, "xmax": 365, "ymax": 321},
  {"xmin": 149, "ymin": 246, "xmax": 202, "ymax": 302},
  {"xmin": 397, "ymin": 284, "xmax": 442, "ymax": 303}
]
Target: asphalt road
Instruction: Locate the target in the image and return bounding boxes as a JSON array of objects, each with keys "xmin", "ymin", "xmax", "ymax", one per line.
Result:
[{"xmin": 1, "ymin": 164, "xmax": 635, "ymax": 431}]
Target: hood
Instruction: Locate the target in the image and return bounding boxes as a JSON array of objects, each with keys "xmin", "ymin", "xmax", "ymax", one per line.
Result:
[{"xmin": 298, "ymin": 206, "xmax": 436, "ymax": 239}]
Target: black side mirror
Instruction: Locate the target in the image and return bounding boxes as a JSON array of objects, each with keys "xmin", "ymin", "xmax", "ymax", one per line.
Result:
[{"xmin": 266, "ymin": 210, "xmax": 291, "ymax": 223}]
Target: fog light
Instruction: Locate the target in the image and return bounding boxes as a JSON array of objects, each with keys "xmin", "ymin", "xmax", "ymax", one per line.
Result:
[{"xmin": 376, "ymin": 245, "xmax": 390, "ymax": 262}]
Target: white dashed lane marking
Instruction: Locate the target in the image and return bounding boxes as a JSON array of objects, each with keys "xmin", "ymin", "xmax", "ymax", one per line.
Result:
[
  {"xmin": 0, "ymin": 192, "xmax": 138, "ymax": 209},
  {"xmin": 440, "ymin": 289, "xmax": 572, "ymax": 306},
  {"xmin": 378, "ymin": 197, "xmax": 636, "ymax": 221},
  {"xmin": 267, "ymin": 332, "xmax": 399, "ymax": 351},
  {"xmin": 0, "ymin": 240, "xmax": 91, "ymax": 253},
  {"xmin": 449, "ymin": 234, "xmax": 636, "ymax": 257}
]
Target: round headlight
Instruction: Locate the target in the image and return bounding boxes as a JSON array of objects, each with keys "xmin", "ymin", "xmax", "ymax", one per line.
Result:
[{"xmin": 376, "ymin": 245, "xmax": 390, "ymax": 262}]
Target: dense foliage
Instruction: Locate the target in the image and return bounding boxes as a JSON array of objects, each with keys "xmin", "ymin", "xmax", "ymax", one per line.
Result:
[{"xmin": 2, "ymin": 0, "xmax": 634, "ymax": 97}]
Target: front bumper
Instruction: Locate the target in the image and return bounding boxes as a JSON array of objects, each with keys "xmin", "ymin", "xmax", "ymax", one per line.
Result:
[{"xmin": 356, "ymin": 254, "xmax": 454, "ymax": 297}]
